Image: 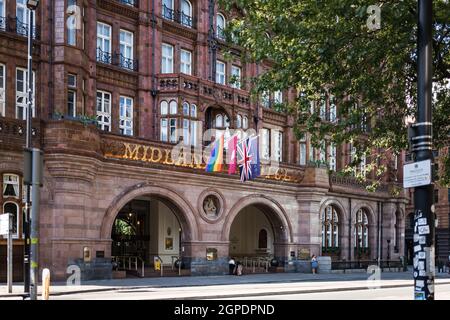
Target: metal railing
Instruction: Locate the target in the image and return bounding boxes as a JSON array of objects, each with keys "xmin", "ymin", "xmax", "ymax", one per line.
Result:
[
  {"xmin": 240, "ymin": 257, "xmax": 270, "ymax": 273},
  {"xmin": 0, "ymin": 16, "xmax": 6, "ymax": 31},
  {"xmin": 162, "ymin": 5, "xmax": 194, "ymax": 28},
  {"xmin": 116, "ymin": 53, "xmax": 138, "ymax": 71},
  {"xmin": 216, "ymin": 26, "xmax": 226, "ymax": 41},
  {"xmin": 118, "ymin": 0, "xmax": 138, "ymax": 7},
  {"xmin": 15, "ymin": 18, "xmax": 39, "ymax": 39},
  {"xmin": 112, "ymin": 255, "xmax": 145, "ymax": 277},
  {"xmin": 331, "ymin": 260, "xmax": 403, "ymax": 270},
  {"xmin": 97, "ymin": 47, "xmax": 113, "ymax": 65}
]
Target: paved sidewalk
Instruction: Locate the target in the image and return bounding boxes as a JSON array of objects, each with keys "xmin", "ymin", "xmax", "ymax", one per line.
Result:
[{"xmin": 1, "ymin": 271, "xmax": 450, "ymax": 299}]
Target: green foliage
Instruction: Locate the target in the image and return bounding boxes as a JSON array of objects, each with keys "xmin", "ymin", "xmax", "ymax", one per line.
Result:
[{"xmin": 221, "ymin": 0, "xmax": 450, "ymax": 188}]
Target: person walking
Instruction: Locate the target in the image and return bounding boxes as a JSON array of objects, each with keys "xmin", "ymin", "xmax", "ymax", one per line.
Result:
[
  {"xmin": 228, "ymin": 257, "xmax": 236, "ymax": 275},
  {"xmin": 311, "ymin": 255, "xmax": 318, "ymax": 274}
]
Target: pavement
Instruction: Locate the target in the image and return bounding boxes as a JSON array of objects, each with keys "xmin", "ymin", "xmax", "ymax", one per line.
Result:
[{"xmin": 2, "ymin": 271, "xmax": 450, "ymax": 299}]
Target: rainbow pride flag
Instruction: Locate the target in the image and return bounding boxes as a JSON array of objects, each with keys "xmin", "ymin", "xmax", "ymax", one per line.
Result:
[{"xmin": 206, "ymin": 134, "xmax": 224, "ymax": 172}]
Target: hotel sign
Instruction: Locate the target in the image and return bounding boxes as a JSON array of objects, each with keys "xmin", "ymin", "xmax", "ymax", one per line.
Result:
[{"xmin": 102, "ymin": 142, "xmax": 304, "ymax": 184}]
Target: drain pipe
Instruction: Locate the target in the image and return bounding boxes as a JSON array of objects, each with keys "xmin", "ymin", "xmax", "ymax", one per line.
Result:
[{"xmin": 151, "ymin": 0, "xmax": 158, "ymax": 139}]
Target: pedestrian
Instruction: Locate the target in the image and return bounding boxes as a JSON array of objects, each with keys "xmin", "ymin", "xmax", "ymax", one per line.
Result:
[
  {"xmin": 228, "ymin": 257, "xmax": 236, "ymax": 275},
  {"xmin": 236, "ymin": 261, "xmax": 243, "ymax": 276},
  {"xmin": 311, "ymin": 255, "xmax": 318, "ymax": 274}
]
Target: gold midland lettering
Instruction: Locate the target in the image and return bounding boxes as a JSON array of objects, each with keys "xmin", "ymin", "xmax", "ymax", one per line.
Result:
[{"xmin": 119, "ymin": 143, "xmax": 301, "ymax": 182}]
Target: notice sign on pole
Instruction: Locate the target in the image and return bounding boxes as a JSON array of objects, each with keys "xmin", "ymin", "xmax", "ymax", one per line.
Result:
[
  {"xmin": 0, "ymin": 214, "xmax": 9, "ymax": 235},
  {"xmin": 403, "ymin": 159, "xmax": 432, "ymax": 189}
]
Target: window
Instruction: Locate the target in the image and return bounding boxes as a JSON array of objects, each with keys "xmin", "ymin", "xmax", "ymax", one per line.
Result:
[
  {"xmin": 162, "ymin": 43, "xmax": 174, "ymax": 73},
  {"xmin": 319, "ymin": 140, "xmax": 326, "ymax": 163},
  {"xmin": 215, "ymin": 114, "xmax": 223, "ymax": 128},
  {"xmin": 190, "ymin": 104, "xmax": 197, "ymax": 118},
  {"xmin": 0, "ymin": 63, "xmax": 5, "ymax": 117},
  {"xmin": 260, "ymin": 128, "xmax": 270, "ymax": 161},
  {"xmin": 434, "ymin": 189, "xmax": 439, "ymax": 204},
  {"xmin": 169, "ymin": 118, "xmax": 177, "ymax": 143},
  {"xmin": 180, "ymin": 0, "xmax": 193, "ymax": 27},
  {"xmin": 216, "ymin": 13, "xmax": 226, "ymax": 40},
  {"xmin": 67, "ymin": 0, "xmax": 77, "ymax": 46},
  {"xmin": 258, "ymin": 229, "xmax": 268, "ymax": 249},
  {"xmin": 329, "ymin": 95, "xmax": 337, "ymax": 122},
  {"xmin": 169, "ymin": 100, "xmax": 177, "ymax": 114},
  {"xmin": 261, "ymin": 91, "xmax": 270, "ymax": 108},
  {"xmin": 180, "ymin": 49, "xmax": 192, "ymax": 75},
  {"xmin": 16, "ymin": 68, "xmax": 35, "ymax": 120},
  {"xmin": 274, "ymin": 91, "xmax": 283, "ymax": 104},
  {"xmin": 2, "ymin": 203, "xmax": 19, "ymax": 236},
  {"xmin": 299, "ymin": 143, "xmax": 307, "ymax": 166},
  {"xmin": 97, "ymin": 22, "xmax": 112, "ymax": 64},
  {"xmin": 216, "ymin": 60, "xmax": 226, "ymax": 85},
  {"xmin": 321, "ymin": 206, "xmax": 339, "ymax": 249},
  {"xmin": 162, "ymin": 0, "xmax": 174, "ymax": 20},
  {"xmin": 67, "ymin": 74, "xmax": 77, "ymax": 117},
  {"xmin": 236, "ymin": 115, "xmax": 242, "ymax": 128},
  {"xmin": 231, "ymin": 66, "xmax": 241, "ymax": 89},
  {"xmin": 243, "ymin": 116, "xmax": 248, "ymax": 129},
  {"xmin": 160, "ymin": 118, "xmax": 168, "ymax": 141},
  {"xmin": 119, "ymin": 96, "xmax": 133, "ymax": 136},
  {"xmin": 0, "ymin": 1, "xmax": 5, "ymax": 30},
  {"xmin": 119, "ymin": 29, "xmax": 134, "ymax": 70},
  {"xmin": 273, "ymin": 130, "xmax": 283, "ymax": 162},
  {"xmin": 96, "ymin": 91, "xmax": 111, "ymax": 131},
  {"xmin": 319, "ymin": 96, "xmax": 327, "ymax": 120},
  {"xmin": 329, "ymin": 143, "xmax": 337, "ymax": 171},
  {"xmin": 16, "ymin": 0, "xmax": 31, "ymax": 36},
  {"xmin": 3, "ymin": 174, "xmax": 19, "ymax": 198},
  {"xmin": 308, "ymin": 140, "xmax": 315, "ymax": 162},
  {"xmin": 182, "ymin": 102, "xmax": 189, "ymax": 116},
  {"xmin": 354, "ymin": 209, "xmax": 369, "ymax": 249},
  {"xmin": 160, "ymin": 100, "xmax": 168, "ymax": 115}
]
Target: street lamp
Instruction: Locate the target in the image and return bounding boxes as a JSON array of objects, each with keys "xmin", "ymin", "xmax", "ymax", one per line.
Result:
[{"xmin": 23, "ymin": 0, "xmax": 40, "ymax": 301}]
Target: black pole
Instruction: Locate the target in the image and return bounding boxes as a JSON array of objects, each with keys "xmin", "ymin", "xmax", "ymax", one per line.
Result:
[
  {"xmin": 23, "ymin": 8, "xmax": 35, "ymax": 296},
  {"xmin": 413, "ymin": 0, "xmax": 434, "ymax": 300}
]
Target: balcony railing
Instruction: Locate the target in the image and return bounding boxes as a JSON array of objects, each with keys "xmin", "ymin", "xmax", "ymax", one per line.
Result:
[
  {"xmin": 15, "ymin": 18, "xmax": 39, "ymax": 39},
  {"xmin": 117, "ymin": 0, "xmax": 138, "ymax": 7},
  {"xmin": 216, "ymin": 26, "xmax": 226, "ymax": 41},
  {"xmin": 97, "ymin": 48, "xmax": 139, "ymax": 71},
  {"xmin": 162, "ymin": 5, "xmax": 194, "ymax": 28},
  {"xmin": 0, "ymin": 16, "xmax": 6, "ymax": 31},
  {"xmin": 97, "ymin": 48, "xmax": 113, "ymax": 65},
  {"xmin": 116, "ymin": 53, "xmax": 138, "ymax": 71}
]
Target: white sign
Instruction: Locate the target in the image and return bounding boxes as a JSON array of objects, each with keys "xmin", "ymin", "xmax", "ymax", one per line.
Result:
[
  {"xmin": 403, "ymin": 160, "xmax": 432, "ymax": 188},
  {"xmin": 0, "ymin": 214, "xmax": 9, "ymax": 236}
]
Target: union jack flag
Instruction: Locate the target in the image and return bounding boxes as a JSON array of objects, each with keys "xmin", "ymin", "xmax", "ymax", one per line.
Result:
[{"xmin": 237, "ymin": 138, "xmax": 253, "ymax": 182}]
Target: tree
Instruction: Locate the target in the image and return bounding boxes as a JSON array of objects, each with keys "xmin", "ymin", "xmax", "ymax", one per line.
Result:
[{"xmin": 222, "ymin": 0, "xmax": 450, "ymax": 188}]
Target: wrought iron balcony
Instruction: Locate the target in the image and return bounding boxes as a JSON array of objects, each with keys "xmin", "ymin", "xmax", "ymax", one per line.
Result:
[
  {"xmin": 116, "ymin": 53, "xmax": 138, "ymax": 72},
  {"xmin": 97, "ymin": 47, "xmax": 113, "ymax": 65},
  {"xmin": 15, "ymin": 18, "xmax": 39, "ymax": 39},
  {"xmin": 216, "ymin": 26, "xmax": 226, "ymax": 41},
  {"xmin": 118, "ymin": 0, "xmax": 138, "ymax": 7},
  {"xmin": 0, "ymin": 16, "xmax": 6, "ymax": 32},
  {"xmin": 162, "ymin": 5, "xmax": 194, "ymax": 28}
]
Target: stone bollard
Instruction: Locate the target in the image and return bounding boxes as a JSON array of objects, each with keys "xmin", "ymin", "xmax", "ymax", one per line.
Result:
[
  {"xmin": 42, "ymin": 268, "xmax": 51, "ymax": 300},
  {"xmin": 317, "ymin": 256, "xmax": 332, "ymax": 274}
]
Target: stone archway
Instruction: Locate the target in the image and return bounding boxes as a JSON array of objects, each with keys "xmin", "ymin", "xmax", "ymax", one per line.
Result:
[{"xmin": 222, "ymin": 195, "xmax": 293, "ymax": 263}]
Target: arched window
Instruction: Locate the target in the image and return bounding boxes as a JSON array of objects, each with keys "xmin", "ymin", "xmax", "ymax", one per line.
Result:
[
  {"xmin": 321, "ymin": 205, "xmax": 339, "ymax": 249},
  {"xmin": 182, "ymin": 101, "xmax": 190, "ymax": 116},
  {"xmin": 3, "ymin": 202, "xmax": 18, "ymax": 236},
  {"xmin": 354, "ymin": 209, "xmax": 369, "ymax": 249},
  {"xmin": 236, "ymin": 115, "xmax": 242, "ymax": 128},
  {"xmin": 216, "ymin": 13, "xmax": 226, "ymax": 40},
  {"xmin": 215, "ymin": 114, "xmax": 223, "ymax": 128},
  {"xmin": 258, "ymin": 229, "xmax": 268, "ymax": 249},
  {"xmin": 169, "ymin": 100, "xmax": 177, "ymax": 114},
  {"xmin": 180, "ymin": 0, "xmax": 193, "ymax": 27},
  {"xmin": 224, "ymin": 115, "xmax": 230, "ymax": 128},
  {"xmin": 190, "ymin": 104, "xmax": 197, "ymax": 118},
  {"xmin": 243, "ymin": 116, "xmax": 248, "ymax": 129},
  {"xmin": 160, "ymin": 100, "xmax": 168, "ymax": 115}
]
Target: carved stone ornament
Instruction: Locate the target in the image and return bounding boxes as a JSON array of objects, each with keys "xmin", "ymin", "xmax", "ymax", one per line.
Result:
[{"xmin": 203, "ymin": 195, "xmax": 219, "ymax": 217}]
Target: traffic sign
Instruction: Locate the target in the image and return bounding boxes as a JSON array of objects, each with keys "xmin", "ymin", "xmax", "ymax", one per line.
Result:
[{"xmin": 403, "ymin": 159, "xmax": 432, "ymax": 188}]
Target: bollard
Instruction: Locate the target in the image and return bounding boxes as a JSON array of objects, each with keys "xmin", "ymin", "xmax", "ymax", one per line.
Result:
[{"xmin": 42, "ymin": 268, "xmax": 51, "ymax": 300}]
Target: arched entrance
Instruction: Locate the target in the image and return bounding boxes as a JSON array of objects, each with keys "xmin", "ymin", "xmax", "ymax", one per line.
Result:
[
  {"xmin": 101, "ymin": 183, "xmax": 199, "ymax": 277},
  {"xmin": 111, "ymin": 196, "xmax": 182, "ymax": 267},
  {"xmin": 225, "ymin": 196, "xmax": 291, "ymax": 271}
]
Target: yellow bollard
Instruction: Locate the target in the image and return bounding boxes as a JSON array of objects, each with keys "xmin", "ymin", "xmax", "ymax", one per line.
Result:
[{"xmin": 42, "ymin": 268, "xmax": 51, "ymax": 300}]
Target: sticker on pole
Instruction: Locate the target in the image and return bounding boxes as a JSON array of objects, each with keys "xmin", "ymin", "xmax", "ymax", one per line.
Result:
[
  {"xmin": 403, "ymin": 159, "xmax": 432, "ymax": 188},
  {"xmin": 0, "ymin": 214, "xmax": 9, "ymax": 236}
]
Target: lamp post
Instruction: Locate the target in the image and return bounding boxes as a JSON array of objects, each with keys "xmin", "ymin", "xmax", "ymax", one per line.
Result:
[
  {"xmin": 23, "ymin": 0, "xmax": 40, "ymax": 300},
  {"xmin": 412, "ymin": 0, "xmax": 434, "ymax": 300}
]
